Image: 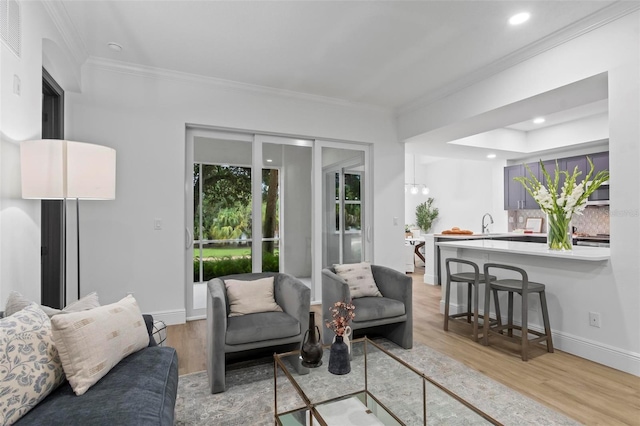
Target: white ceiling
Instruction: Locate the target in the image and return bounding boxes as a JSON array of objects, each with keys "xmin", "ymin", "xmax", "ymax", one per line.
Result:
[
  {"xmin": 60, "ymin": 0, "xmax": 620, "ymax": 110},
  {"xmin": 55, "ymin": 1, "xmax": 637, "ymax": 160}
]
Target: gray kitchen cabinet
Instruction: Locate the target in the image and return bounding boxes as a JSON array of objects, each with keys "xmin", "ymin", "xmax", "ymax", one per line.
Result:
[
  {"xmin": 591, "ymin": 151, "xmax": 609, "ymax": 177},
  {"xmin": 504, "ymin": 162, "xmax": 539, "ymax": 210},
  {"xmin": 505, "ymin": 151, "xmax": 608, "ymax": 210}
]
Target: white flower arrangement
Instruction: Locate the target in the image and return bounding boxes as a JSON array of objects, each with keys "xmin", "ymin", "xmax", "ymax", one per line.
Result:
[{"xmin": 515, "ymin": 158, "xmax": 609, "ymax": 250}]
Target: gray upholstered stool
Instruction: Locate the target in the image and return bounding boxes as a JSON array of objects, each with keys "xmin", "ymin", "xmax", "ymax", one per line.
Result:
[
  {"xmin": 444, "ymin": 258, "xmax": 498, "ymax": 342},
  {"xmin": 482, "ymin": 263, "xmax": 554, "ymax": 361}
]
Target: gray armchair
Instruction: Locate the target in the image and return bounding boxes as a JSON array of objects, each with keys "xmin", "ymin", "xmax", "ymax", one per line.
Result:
[
  {"xmin": 322, "ymin": 265, "xmax": 412, "ymax": 349},
  {"xmin": 207, "ymin": 272, "xmax": 310, "ymax": 393}
]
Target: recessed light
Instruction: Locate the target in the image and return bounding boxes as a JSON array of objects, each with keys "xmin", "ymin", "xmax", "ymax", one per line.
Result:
[
  {"xmin": 487, "ymin": 154, "xmax": 497, "ymax": 159},
  {"xmin": 533, "ymin": 117, "xmax": 546, "ymax": 124},
  {"xmin": 509, "ymin": 12, "xmax": 530, "ymax": 25},
  {"xmin": 107, "ymin": 42, "xmax": 123, "ymax": 52},
  {"xmin": 265, "ymin": 159, "xmax": 273, "ymax": 163}
]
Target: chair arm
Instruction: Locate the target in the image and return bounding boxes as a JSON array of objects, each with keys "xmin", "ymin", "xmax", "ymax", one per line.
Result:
[
  {"xmin": 275, "ymin": 274, "xmax": 311, "ymax": 334},
  {"xmin": 207, "ymin": 278, "xmax": 229, "ymax": 393},
  {"xmin": 321, "ymin": 269, "xmax": 351, "ymax": 344},
  {"xmin": 371, "ymin": 264, "xmax": 412, "ymax": 305}
]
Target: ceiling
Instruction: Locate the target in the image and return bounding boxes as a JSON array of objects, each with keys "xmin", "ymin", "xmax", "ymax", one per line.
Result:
[{"xmin": 55, "ymin": 1, "xmax": 635, "ymax": 158}]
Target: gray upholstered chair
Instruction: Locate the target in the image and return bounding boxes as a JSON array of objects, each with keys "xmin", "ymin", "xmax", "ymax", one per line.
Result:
[
  {"xmin": 321, "ymin": 265, "xmax": 412, "ymax": 349},
  {"xmin": 206, "ymin": 272, "xmax": 310, "ymax": 393}
]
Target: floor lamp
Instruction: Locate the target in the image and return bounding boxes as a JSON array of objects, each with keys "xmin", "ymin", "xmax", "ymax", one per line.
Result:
[{"xmin": 21, "ymin": 139, "xmax": 116, "ymax": 303}]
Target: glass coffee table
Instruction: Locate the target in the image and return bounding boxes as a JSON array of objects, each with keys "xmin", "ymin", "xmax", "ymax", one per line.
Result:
[{"xmin": 274, "ymin": 338, "xmax": 501, "ymax": 425}]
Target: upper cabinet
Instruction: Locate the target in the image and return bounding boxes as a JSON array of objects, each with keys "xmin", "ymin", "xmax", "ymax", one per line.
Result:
[
  {"xmin": 590, "ymin": 152, "xmax": 609, "ymax": 177},
  {"xmin": 504, "ymin": 162, "xmax": 539, "ymax": 210},
  {"xmin": 504, "ymin": 151, "xmax": 608, "ymax": 210}
]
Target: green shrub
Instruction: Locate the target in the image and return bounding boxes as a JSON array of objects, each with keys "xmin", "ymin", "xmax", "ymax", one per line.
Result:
[{"xmin": 194, "ymin": 253, "xmax": 280, "ymax": 282}]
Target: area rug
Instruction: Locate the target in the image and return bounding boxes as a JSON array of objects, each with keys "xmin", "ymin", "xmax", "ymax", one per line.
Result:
[{"xmin": 175, "ymin": 340, "xmax": 580, "ymax": 425}]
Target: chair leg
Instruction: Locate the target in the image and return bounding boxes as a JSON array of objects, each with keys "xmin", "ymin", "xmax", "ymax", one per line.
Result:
[
  {"xmin": 540, "ymin": 291, "xmax": 554, "ymax": 353},
  {"xmin": 507, "ymin": 292, "xmax": 514, "ymax": 337},
  {"xmin": 466, "ymin": 282, "xmax": 472, "ymax": 323},
  {"xmin": 444, "ymin": 278, "xmax": 451, "ymax": 331},
  {"xmin": 492, "ymin": 289, "xmax": 502, "ymax": 329},
  {"xmin": 482, "ymin": 283, "xmax": 491, "ymax": 346},
  {"xmin": 521, "ymin": 291, "xmax": 529, "ymax": 361},
  {"xmin": 472, "ymin": 282, "xmax": 479, "ymax": 342}
]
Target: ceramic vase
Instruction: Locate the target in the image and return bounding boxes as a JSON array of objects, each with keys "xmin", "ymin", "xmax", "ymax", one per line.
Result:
[
  {"xmin": 328, "ymin": 335, "xmax": 350, "ymax": 375},
  {"xmin": 300, "ymin": 312, "xmax": 323, "ymax": 368},
  {"xmin": 332, "ymin": 325, "xmax": 352, "ymax": 360}
]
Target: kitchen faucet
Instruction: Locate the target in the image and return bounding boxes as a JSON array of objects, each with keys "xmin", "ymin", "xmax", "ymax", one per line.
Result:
[{"xmin": 482, "ymin": 213, "xmax": 494, "ymax": 234}]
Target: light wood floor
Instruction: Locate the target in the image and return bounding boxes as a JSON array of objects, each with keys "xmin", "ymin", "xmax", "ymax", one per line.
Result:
[{"xmin": 166, "ymin": 268, "xmax": 640, "ymax": 425}]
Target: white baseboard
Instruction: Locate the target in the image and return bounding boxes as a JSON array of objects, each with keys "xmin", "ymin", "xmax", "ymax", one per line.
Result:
[
  {"xmin": 423, "ymin": 273, "xmax": 437, "ymax": 286},
  {"xmin": 440, "ymin": 300, "xmax": 640, "ymax": 376},
  {"xmin": 150, "ymin": 309, "xmax": 186, "ymax": 326}
]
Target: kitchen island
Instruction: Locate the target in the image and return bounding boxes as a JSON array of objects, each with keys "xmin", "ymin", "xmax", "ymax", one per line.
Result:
[{"xmin": 436, "ymin": 239, "xmax": 621, "ymax": 372}]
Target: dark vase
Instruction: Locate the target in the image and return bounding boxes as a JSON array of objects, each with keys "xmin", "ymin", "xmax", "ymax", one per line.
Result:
[
  {"xmin": 300, "ymin": 312, "xmax": 323, "ymax": 368},
  {"xmin": 328, "ymin": 335, "xmax": 350, "ymax": 375}
]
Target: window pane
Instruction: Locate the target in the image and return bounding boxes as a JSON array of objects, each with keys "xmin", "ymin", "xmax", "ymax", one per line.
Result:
[
  {"xmin": 193, "ymin": 164, "xmax": 201, "ymax": 239},
  {"xmin": 262, "ymin": 240, "xmax": 279, "ymax": 272},
  {"xmin": 194, "ymin": 241, "xmax": 252, "ymax": 282},
  {"xmin": 262, "ymin": 169, "xmax": 279, "ymax": 241},
  {"xmin": 193, "ymin": 164, "xmax": 252, "ymax": 282},
  {"xmin": 345, "ymin": 204, "xmax": 361, "ymax": 231},
  {"xmin": 344, "ymin": 173, "xmax": 361, "ymax": 201}
]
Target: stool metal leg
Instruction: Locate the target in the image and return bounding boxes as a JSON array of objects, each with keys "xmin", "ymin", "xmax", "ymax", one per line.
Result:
[
  {"xmin": 507, "ymin": 292, "xmax": 514, "ymax": 337},
  {"xmin": 444, "ymin": 276, "xmax": 451, "ymax": 331},
  {"xmin": 540, "ymin": 291, "xmax": 554, "ymax": 353},
  {"xmin": 466, "ymin": 282, "xmax": 473, "ymax": 323},
  {"xmin": 472, "ymin": 282, "xmax": 479, "ymax": 341},
  {"xmin": 521, "ymin": 290, "xmax": 529, "ymax": 361}
]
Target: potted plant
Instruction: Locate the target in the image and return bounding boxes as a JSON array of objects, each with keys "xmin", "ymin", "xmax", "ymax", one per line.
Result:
[{"xmin": 415, "ymin": 197, "xmax": 439, "ymax": 234}]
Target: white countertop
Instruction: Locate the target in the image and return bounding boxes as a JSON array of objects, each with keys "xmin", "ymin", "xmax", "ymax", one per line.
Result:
[
  {"xmin": 436, "ymin": 239, "xmax": 610, "ymax": 261},
  {"xmin": 432, "ymin": 232, "xmax": 546, "ymax": 239}
]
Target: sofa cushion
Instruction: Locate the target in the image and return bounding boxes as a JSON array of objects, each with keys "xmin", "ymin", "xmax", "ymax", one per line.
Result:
[
  {"xmin": 0, "ymin": 303, "xmax": 65, "ymax": 425},
  {"xmin": 351, "ymin": 297, "xmax": 405, "ymax": 322},
  {"xmin": 51, "ymin": 295, "xmax": 149, "ymax": 395},
  {"xmin": 334, "ymin": 262, "xmax": 382, "ymax": 298},
  {"xmin": 226, "ymin": 312, "xmax": 300, "ymax": 346},
  {"xmin": 14, "ymin": 346, "xmax": 178, "ymax": 426},
  {"xmin": 4, "ymin": 291, "xmax": 100, "ymax": 318},
  {"xmin": 224, "ymin": 277, "xmax": 283, "ymax": 317}
]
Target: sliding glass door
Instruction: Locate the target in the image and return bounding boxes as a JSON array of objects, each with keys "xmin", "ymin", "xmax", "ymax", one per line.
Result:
[
  {"xmin": 313, "ymin": 141, "xmax": 372, "ymax": 302},
  {"xmin": 185, "ymin": 129, "xmax": 314, "ymax": 319}
]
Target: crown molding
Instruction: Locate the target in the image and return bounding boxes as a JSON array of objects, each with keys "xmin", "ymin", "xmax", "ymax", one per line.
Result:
[
  {"xmin": 84, "ymin": 56, "xmax": 392, "ymax": 114},
  {"xmin": 397, "ymin": 1, "xmax": 640, "ymax": 116},
  {"xmin": 41, "ymin": 0, "xmax": 88, "ymax": 67}
]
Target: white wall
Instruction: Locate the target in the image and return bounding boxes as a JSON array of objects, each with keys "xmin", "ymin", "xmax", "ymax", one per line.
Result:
[
  {"xmin": 405, "ymin": 157, "xmax": 507, "ymax": 234},
  {"xmin": 399, "ymin": 12, "xmax": 640, "ymax": 375},
  {"xmin": 61, "ymin": 62, "xmax": 401, "ymax": 323},
  {"xmin": 0, "ymin": 2, "xmax": 82, "ymax": 307}
]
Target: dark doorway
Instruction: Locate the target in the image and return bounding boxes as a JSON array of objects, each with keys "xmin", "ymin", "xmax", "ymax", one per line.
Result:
[{"xmin": 41, "ymin": 68, "xmax": 65, "ymax": 309}]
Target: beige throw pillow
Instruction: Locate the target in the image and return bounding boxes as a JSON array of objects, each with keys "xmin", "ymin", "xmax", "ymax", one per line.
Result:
[
  {"xmin": 4, "ymin": 291, "xmax": 100, "ymax": 318},
  {"xmin": 51, "ymin": 295, "xmax": 149, "ymax": 396},
  {"xmin": 334, "ymin": 262, "xmax": 382, "ymax": 298},
  {"xmin": 0, "ymin": 303, "xmax": 65, "ymax": 425},
  {"xmin": 224, "ymin": 277, "xmax": 283, "ymax": 317}
]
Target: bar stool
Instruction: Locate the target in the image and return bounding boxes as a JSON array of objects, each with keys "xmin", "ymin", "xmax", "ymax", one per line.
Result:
[
  {"xmin": 444, "ymin": 258, "xmax": 498, "ymax": 342},
  {"xmin": 482, "ymin": 263, "xmax": 554, "ymax": 361}
]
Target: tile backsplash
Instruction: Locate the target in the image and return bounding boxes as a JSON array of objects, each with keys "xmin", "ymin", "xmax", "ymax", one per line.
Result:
[{"xmin": 508, "ymin": 206, "xmax": 610, "ymax": 235}]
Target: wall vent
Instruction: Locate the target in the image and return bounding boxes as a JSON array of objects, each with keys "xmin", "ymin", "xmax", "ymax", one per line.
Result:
[{"xmin": 0, "ymin": 0, "xmax": 21, "ymax": 58}]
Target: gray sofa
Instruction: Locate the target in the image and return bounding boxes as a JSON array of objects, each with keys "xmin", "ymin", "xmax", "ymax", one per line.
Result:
[
  {"xmin": 207, "ymin": 272, "xmax": 310, "ymax": 393},
  {"xmin": 322, "ymin": 264, "xmax": 413, "ymax": 349},
  {"xmin": 14, "ymin": 315, "xmax": 178, "ymax": 425}
]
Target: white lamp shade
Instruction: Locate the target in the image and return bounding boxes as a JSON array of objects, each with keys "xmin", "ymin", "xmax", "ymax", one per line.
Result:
[{"xmin": 21, "ymin": 140, "xmax": 116, "ymax": 200}]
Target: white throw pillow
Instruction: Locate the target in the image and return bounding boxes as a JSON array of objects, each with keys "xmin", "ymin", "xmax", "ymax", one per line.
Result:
[
  {"xmin": 51, "ymin": 295, "xmax": 149, "ymax": 396},
  {"xmin": 4, "ymin": 291, "xmax": 100, "ymax": 318},
  {"xmin": 224, "ymin": 277, "xmax": 283, "ymax": 317},
  {"xmin": 0, "ymin": 303, "xmax": 65, "ymax": 425},
  {"xmin": 334, "ymin": 262, "xmax": 382, "ymax": 298}
]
